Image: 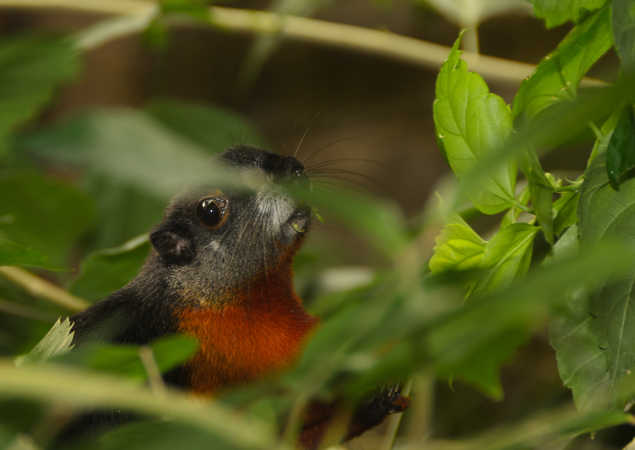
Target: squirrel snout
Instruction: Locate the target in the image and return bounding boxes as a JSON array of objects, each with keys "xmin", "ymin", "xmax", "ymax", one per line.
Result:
[{"xmin": 272, "ymin": 156, "xmax": 307, "ymax": 186}]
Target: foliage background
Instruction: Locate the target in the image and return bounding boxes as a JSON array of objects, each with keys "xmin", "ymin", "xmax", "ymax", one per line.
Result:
[{"xmin": 0, "ymin": 1, "xmax": 634, "ymax": 449}]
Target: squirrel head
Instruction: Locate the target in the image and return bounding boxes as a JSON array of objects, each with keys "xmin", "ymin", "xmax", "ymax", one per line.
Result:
[{"xmin": 146, "ymin": 146, "xmax": 311, "ymax": 305}]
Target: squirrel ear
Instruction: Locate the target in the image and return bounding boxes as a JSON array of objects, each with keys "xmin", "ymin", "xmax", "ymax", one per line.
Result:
[{"xmin": 150, "ymin": 225, "xmax": 195, "ymax": 265}]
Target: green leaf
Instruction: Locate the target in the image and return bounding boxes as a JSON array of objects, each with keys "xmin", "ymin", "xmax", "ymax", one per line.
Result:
[
  {"xmin": 588, "ymin": 108, "xmax": 623, "ymax": 167},
  {"xmin": 553, "ymin": 191, "xmax": 579, "ymax": 236},
  {"xmin": 574, "ymin": 153, "xmax": 635, "ymax": 408},
  {"xmin": 606, "ymin": 105, "xmax": 635, "ymax": 189},
  {"xmin": 19, "ymin": 108, "xmax": 237, "ymax": 249},
  {"xmin": 83, "ymin": 177, "xmax": 163, "ymax": 250},
  {"xmin": 612, "ymin": 0, "xmax": 635, "ymax": 72},
  {"xmin": 513, "ymin": 6, "xmax": 612, "ymax": 123},
  {"xmin": 0, "ymin": 36, "xmax": 79, "ymax": 156},
  {"xmin": 0, "ymin": 171, "xmax": 95, "ymax": 268},
  {"xmin": 549, "ymin": 225, "xmax": 610, "ymax": 411},
  {"xmin": 473, "ymin": 223, "xmax": 539, "ymax": 295},
  {"xmin": 14, "ymin": 318, "xmax": 74, "ymax": 366},
  {"xmin": 433, "ymin": 36, "xmax": 516, "ymax": 214},
  {"xmin": 27, "ymin": 100, "xmax": 264, "ymax": 250},
  {"xmin": 429, "ymin": 223, "xmax": 538, "ymax": 397},
  {"xmin": 521, "ymin": 151, "xmax": 554, "ymax": 244},
  {"xmin": 146, "ymin": 99, "xmax": 266, "ymax": 152},
  {"xmin": 458, "ymin": 79, "xmax": 632, "ymax": 210},
  {"xmin": 20, "ymin": 108, "xmax": 237, "ymax": 201},
  {"xmin": 530, "ymin": 0, "xmax": 607, "ymax": 28},
  {"xmin": 429, "ymin": 238, "xmax": 635, "ymax": 405},
  {"xmin": 0, "ymin": 237, "xmax": 52, "ymax": 269},
  {"xmin": 69, "ymin": 235, "xmax": 150, "ymax": 302},
  {"xmin": 448, "ymin": 327, "xmax": 529, "ymax": 400},
  {"xmin": 428, "ymin": 215, "xmax": 486, "ymax": 273}
]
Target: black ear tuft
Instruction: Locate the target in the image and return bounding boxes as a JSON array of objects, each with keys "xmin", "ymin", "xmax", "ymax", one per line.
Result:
[{"xmin": 150, "ymin": 225, "xmax": 195, "ymax": 265}]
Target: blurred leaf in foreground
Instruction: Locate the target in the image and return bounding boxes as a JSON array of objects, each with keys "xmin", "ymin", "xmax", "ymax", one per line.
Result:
[
  {"xmin": 21, "ymin": 108, "xmax": 234, "ymax": 249},
  {"xmin": 98, "ymin": 421, "xmax": 235, "ymax": 450},
  {"xmin": 21, "ymin": 103, "xmax": 262, "ymax": 249},
  {"xmin": 14, "ymin": 318, "xmax": 74, "ymax": 366},
  {"xmin": 425, "ymin": 404, "xmax": 629, "ymax": 450},
  {"xmin": 70, "ymin": 235, "xmax": 150, "ymax": 303},
  {"xmin": 530, "ymin": 0, "xmax": 607, "ymax": 28},
  {"xmin": 0, "ymin": 36, "xmax": 78, "ymax": 156},
  {"xmin": 0, "ymin": 359, "xmax": 276, "ymax": 449},
  {"xmin": 433, "ymin": 36, "xmax": 516, "ymax": 215},
  {"xmin": 0, "ymin": 237, "xmax": 52, "ymax": 269},
  {"xmin": 0, "ymin": 171, "xmax": 95, "ymax": 268},
  {"xmin": 612, "ymin": 0, "xmax": 635, "ymax": 72},
  {"xmin": 146, "ymin": 99, "xmax": 266, "ymax": 152},
  {"xmin": 21, "ymin": 108, "xmax": 231, "ymax": 201}
]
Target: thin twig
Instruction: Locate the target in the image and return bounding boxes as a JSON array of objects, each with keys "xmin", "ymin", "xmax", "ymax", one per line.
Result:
[
  {"xmin": 281, "ymin": 393, "xmax": 309, "ymax": 445},
  {"xmin": 0, "ymin": 267, "xmax": 88, "ymax": 312},
  {"xmin": 138, "ymin": 346, "xmax": 167, "ymax": 396},
  {"xmin": 380, "ymin": 378, "xmax": 414, "ymax": 450},
  {"xmin": 0, "ymin": 1, "xmax": 605, "ymax": 87}
]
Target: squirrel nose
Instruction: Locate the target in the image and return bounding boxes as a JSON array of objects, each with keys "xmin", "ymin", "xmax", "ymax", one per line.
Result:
[{"xmin": 275, "ymin": 156, "xmax": 307, "ymax": 186}]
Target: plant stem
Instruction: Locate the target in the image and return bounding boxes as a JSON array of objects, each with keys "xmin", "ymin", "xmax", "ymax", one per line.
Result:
[
  {"xmin": 138, "ymin": 346, "xmax": 167, "ymax": 396},
  {"xmin": 0, "ymin": 1, "xmax": 604, "ymax": 87},
  {"xmin": 462, "ymin": 26, "xmax": 480, "ymax": 54},
  {"xmin": 0, "ymin": 267, "xmax": 88, "ymax": 312},
  {"xmin": 380, "ymin": 379, "xmax": 414, "ymax": 450}
]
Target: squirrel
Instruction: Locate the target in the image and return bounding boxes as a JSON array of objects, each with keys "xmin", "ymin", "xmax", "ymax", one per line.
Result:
[{"xmin": 63, "ymin": 146, "xmax": 407, "ymax": 448}]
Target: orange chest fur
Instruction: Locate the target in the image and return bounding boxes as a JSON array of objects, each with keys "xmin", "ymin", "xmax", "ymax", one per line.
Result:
[{"xmin": 176, "ymin": 299, "xmax": 317, "ymax": 394}]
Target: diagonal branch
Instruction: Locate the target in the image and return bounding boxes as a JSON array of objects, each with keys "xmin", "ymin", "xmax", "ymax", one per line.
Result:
[
  {"xmin": 0, "ymin": 1, "xmax": 604, "ymax": 87},
  {"xmin": 0, "ymin": 267, "xmax": 88, "ymax": 312}
]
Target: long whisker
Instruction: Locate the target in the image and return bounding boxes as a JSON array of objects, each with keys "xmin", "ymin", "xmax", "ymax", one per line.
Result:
[
  {"xmin": 301, "ymin": 135, "xmax": 363, "ymax": 166},
  {"xmin": 310, "ymin": 168, "xmax": 384, "ymax": 189},
  {"xmin": 305, "ymin": 157, "xmax": 383, "ymax": 172},
  {"xmin": 294, "ymin": 127, "xmax": 311, "ymax": 159},
  {"xmin": 308, "ymin": 174, "xmax": 369, "ymax": 191}
]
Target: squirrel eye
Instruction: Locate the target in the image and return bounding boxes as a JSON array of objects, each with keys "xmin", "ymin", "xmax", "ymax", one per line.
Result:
[{"xmin": 197, "ymin": 198, "xmax": 226, "ymax": 228}]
